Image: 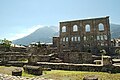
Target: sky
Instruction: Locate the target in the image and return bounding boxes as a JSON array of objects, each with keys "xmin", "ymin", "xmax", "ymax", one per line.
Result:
[{"xmin": 0, "ymin": 0, "xmax": 120, "ymax": 40}]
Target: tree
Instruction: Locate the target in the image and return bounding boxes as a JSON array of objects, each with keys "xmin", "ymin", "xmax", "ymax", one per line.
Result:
[{"xmin": 0, "ymin": 38, "xmax": 12, "ymax": 51}]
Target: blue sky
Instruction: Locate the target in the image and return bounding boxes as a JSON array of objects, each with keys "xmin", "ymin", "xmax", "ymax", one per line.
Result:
[{"xmin": 0, "ymin": 0, "xmax": 120, "ymax": 40}]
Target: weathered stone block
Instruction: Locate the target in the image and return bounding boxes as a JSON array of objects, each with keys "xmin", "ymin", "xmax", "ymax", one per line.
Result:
[
  {"xmin": 23, "ymin": 65, "xmax": 42, "ymax": 75},
  {"xmin": 12, "ymin": 69, "xmax": 22, "ymax": 76}
]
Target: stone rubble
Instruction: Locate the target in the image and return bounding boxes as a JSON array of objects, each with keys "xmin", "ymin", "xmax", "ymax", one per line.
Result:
[{"xmin": 0, "ymin": 74, "xmax": 53, "ymax": 80}]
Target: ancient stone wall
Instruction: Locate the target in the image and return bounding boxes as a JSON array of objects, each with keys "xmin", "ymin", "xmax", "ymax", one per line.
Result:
[
  {"xmin": 27, "ymin": 47, "xmax": 48, "ymax": 55},
  {"xmin": 108, "ymin": 46, "xmax": 120, "ymax": 55},
  {"xmin": 0, "ymin": 52, "xmax": 27, "ymax": 61},
  {"xmin": 10, "ymin": 47, "xmax": 26, "ymax": 52},
  {"xmin": 59, "ymin": 16, "xmax": 111, "ymax": 54},
  {"xmin": 28, "ymin": 55, "xmax": 51, "ymax": 63},
  {"xmin": 58, "ymin": 52, "xmax": 93, "ymax": 64},
  {"xmin": 37, "ymin": 62, "xmax": 120, "ymax": 73},
  {"xmin": 53, "ymin": 37, "xmax": 59, "ymax": 47}
]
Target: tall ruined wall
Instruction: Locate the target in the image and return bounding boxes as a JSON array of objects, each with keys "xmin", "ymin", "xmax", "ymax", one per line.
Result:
[{"xmin": 59, "ymin": 16, "xmax": 111, "ymax": 54}]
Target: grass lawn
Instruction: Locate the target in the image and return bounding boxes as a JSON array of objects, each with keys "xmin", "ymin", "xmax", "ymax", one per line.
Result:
[
  {"xmin": 41, "ymin": 70, "xmax": 120, "ymax": 80},
  {"xmin": 0, "ymin": 66, "xmax": 35, "ymax": 77},
  {"xmin": 0, "ymin": 66, "xmax": 120, "ymax": 80}
]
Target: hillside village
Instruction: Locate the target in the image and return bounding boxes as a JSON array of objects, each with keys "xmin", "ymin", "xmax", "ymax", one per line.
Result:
[{"xmin": 0, "ymin": 16, "xmax": 120, "ymax": 80}]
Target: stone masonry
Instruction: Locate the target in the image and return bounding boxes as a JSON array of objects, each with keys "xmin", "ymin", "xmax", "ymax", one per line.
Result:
[{"xmin": 59, "ymin": 16, "xmax": 111, "ymax": 54}]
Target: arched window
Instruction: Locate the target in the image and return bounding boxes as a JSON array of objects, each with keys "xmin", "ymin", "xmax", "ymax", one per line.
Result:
[
  {"xmin": 78, "ymin": 37, "xmax": 80, "ymax": 41},
  {"xmin": 62, "ymin": 26, "xmax": 66, "ymax": 32},
  {"xmin": 85, "ymin": 24, "xmax": 90, "ymax": 32},
  {"xmin": 97, "ymin": 36, "xmax": 100, "ymax": 40},
  {"xmin": 104, "ymin": 35, "xmax": 107, "ymax": 40},
  {"xmin": 101, "ymin": 43, "xmax": 104, "ymax": 46},
  {"xmin": 66, "ymin": 37, "xmax": 68, "ymax": 42},
  {"xmin": 73, "ymin": 25, "xmax": 78, "ymax": 31},
  {"xmin": 100, "ymin": 35, "xmax": 104, "ymax": 40},
  {"xmin": 63, "ymin": 37, "xmax": 65, "ymax": 42},
  {"xmin": 98, "ymin": 23, "xmax": 104, "ymax": 31},
  {"xmin": 84, "ymin": 36, "xmax": 86, "ymax": 41},
  {"xmin": 75, "ymin": 36, "xmax": 77, "ymax": 41},
  {"xmin": 71, "ymin": 37, "xmax": 74, "ymax": 41},
  {"xmin": 60, "ymin": 38, "xmax": 62, "ymax": 42}
]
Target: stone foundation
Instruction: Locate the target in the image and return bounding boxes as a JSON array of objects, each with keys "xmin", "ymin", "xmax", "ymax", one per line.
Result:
[
  {"xmin": 59, "ymin": 52, "xmax": 93, "ymax": 64},
  {"xmin": 37, "ymin": 62, "xmax": 120, "ymax": 73}
]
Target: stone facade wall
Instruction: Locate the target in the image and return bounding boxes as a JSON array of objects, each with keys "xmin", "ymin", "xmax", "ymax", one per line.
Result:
[{"xmin": 59, "ymin": 16, "xmax": 111, "ymax": 54}]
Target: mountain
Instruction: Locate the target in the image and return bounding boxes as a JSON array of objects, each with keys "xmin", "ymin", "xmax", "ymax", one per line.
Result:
[
  {"xmin": 110, "ymin": 24, "xmax": 120, "ymax": 38},
  {"xmin": 12, "ymin": 26, "xmax": 59, "ymax": 45},
  {"xmin": 12, "ymin": 24, "xmax": 120, "ymax": 45}
]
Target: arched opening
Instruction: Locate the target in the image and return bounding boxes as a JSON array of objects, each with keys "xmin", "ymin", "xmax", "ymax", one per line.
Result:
[
  {"xmin": 63, "ymin": 37, "xmax": 65, "ymax": 42},
  {"xmin": 78, "ymin": 36, "xmax": 80, "ymax": 41},
  {"xmin": 100, "ymin": 35, "xmax": 104, "ymax": 40},
  {"xmin": 73, "ymin": 25, "xmax": 78, "ymax": 32},
  {"xmin": 62, "ymin": 26, "xmax": 66, "ymax": 32},
  {"xmin": 98, "ymin": 23, "xmax": 104, "ymax": 31},
  {"xmin": 104, "ymin": 35, "xmax": 107, "ymax": 40},
  {"xmin": 85, "ymin": 24, "xmax": 90, "ymax": 32},
  {"xmin": 84, "ymin": 36, "xmax": 86, "ymax": 41},
  {"xmin": 71, "ymin": 37, "xmax": 74, "ymax": 41},
  {"xmin": 66, "ymin": 37, "xmax": 68, "ymax": 42},
  {"xmin": 101, "ymin": 43, "xmax": 104, "ymax": 46},
  {"xmin": 97, "ymin": 36, "xmax": 100, "ymax": 40},
  {"xmin": 75, "ymin": 36, "xmax": 77, "ymax": 41}
]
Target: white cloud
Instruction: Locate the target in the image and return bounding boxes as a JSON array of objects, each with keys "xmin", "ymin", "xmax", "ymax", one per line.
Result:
[
  {"xmin": 27, "ymin": 25, "xmax": 44, "ymax": 34},
  {"xmin": 8, "ymin": 33, "xmax": 27, "ymax": 41},
  {"xmin": 8, "ymin": 25, "xmax": 44, "ymax": 41}
]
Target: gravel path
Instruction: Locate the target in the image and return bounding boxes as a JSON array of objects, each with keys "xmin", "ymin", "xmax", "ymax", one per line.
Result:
[{"xmin": 0, "ymin": 74, "xmax": 53, "ymax": 80}]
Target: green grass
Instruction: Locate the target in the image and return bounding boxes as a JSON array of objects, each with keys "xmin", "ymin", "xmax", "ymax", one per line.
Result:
[
  {"xmin": 0, "ymin": 66, "xmax": 19, "ymax": 75},
  {"xmin": 22, "ymin": 72, "xmax": 36, "ymax": 77},
  {"xmin": 0, "ymin": 66, "xmax": 120, "ymax": 80},
  {"xmin": 0, "ymin": 66, "xmax": 35, "ymax": 77},
  {"xmin": 41, "ymin": 70, "xmax": 120, "ymax": 80}
]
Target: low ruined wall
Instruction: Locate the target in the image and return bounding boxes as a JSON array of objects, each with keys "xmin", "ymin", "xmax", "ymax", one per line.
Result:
[
  {"xmin": 37, "ymin": 55, "xmax": 51, "ymax": 62},
  {"xmin": 37, "ymin": 62, "xmax": 102, "ymax": 71},
  {"xmin": 59, "ymin": 52, "xmax": 93, "ymax": 64},
  {"xmin": 0, "ymin": 52, "xmax": 28, "ymax": 61},
  {"xmin": 27, "ymin": 47, "xmax": 48, "ymax": 55},
  {"xmin": 37, "ymin": 62, "xmax": 120, "ymax": 73},
  {"xmin": 10, "ymin": 47, "xmax": 26, "ymax": 52},
  {"xmin": 0, "ymin": 60, "xmax": 120, "ymax": 73},
  {"xmin": 28, "ymin": 55, "xmax": 50, "ymax": 63}
]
